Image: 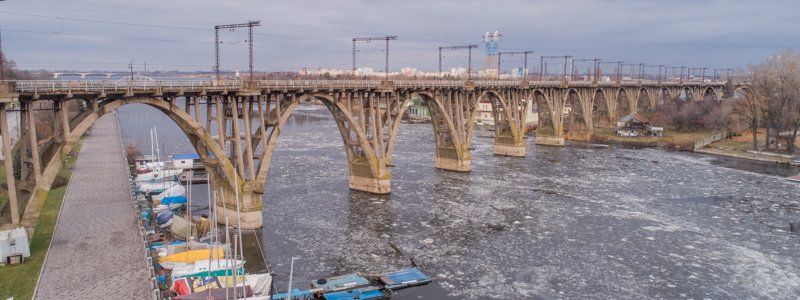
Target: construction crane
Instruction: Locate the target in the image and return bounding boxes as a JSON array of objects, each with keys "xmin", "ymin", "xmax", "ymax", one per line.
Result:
[
  {"xmin": 498, "ymin": 51, "xmax": 534, "ymax": 79},
  {"xmin": 214, "ymin": 20, "xmax": 261, "ymax": 81},
  {"xmin": 438, "ymin": 45, "xmax": 479, "ymax": 79},
  {"xmin": 352, "ymin": 35, "xmax": 397, "ymax": 80}
]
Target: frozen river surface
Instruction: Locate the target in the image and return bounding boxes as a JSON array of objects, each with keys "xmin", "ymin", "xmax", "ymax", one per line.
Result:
[{"xmin": 119, "ymin": 104, "xmax": 800, "ymax": 299}]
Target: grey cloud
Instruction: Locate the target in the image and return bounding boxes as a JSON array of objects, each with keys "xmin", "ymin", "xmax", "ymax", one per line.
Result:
[{"xmin": 1, "ymin": 0, "xmax": 798, "ymax": 71}]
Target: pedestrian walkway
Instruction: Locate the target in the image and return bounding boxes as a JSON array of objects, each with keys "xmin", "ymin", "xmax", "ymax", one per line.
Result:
[{"xmin": 34, "ymin": 112, "xmax": 151, "ymax": 299}]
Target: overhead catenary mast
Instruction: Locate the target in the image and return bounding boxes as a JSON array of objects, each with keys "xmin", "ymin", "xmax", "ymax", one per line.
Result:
[
  {"xmin": 214, "ymin": 20, "xmax": 262, "ymax": 81},
  {"xmin": 438, "ymin": 45, "xmax": 479, "ymax": 79},
  {"xmin": 352, "ymin": 35, "xmax": 397, "ymax": 80}
]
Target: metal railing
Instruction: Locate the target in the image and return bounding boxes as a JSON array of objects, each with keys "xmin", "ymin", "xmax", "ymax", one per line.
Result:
[{"xmin": 8, "ymin": 78, "xmax": 731, "ymax": 94}]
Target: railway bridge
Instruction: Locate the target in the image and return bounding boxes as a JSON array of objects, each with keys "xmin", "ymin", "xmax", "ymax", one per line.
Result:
[{"xmin": 0, "ymin": 79, "xmax": 744, "ymax": 228}]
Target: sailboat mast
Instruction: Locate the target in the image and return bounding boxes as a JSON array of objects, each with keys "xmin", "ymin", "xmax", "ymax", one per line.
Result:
[
  {"xmin": 154, "ymin": 127, "xmax": 159, "ymax": 162},
  {"xmin": 149, "ymin": 128, "xmax": 155, "ymax": 159},
  {"xmin": 234, "ymin": 172, "xmax": 247, "ymax": 300}
]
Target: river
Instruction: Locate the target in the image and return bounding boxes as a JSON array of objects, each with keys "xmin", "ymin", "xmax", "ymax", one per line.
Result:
[{"xmin": 117, "ymin": 103, "xmax": 800, "ymax": 299}]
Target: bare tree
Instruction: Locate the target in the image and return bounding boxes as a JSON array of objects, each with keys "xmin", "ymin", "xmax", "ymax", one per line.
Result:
[
  {"xmin": 747, "ymin": 50, "xmax": 800, "ymax": 151},
  {"xmin": 732, "ymin": 89, "xmax": 763, "ymax": 150}
]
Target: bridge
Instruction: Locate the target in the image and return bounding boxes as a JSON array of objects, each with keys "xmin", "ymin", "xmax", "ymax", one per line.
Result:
[
  {"xmin": 51, "ymin": 72, "xmax": 126, "ymax": 79},
  {"xmin": 0, "ymin": 78, "xmax": 746, "ymax": 228}
]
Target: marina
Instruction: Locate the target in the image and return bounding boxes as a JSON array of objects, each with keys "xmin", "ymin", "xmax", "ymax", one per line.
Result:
[{"xmin": 129, "ymin": 122, "xmax": 431, "ymax": 299}]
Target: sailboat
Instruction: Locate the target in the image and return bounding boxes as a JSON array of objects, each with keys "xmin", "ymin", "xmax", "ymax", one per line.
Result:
[
  {"xmin": 135, "ymin": 168, "xmax": 184, "ymax": 183},
  {"xmin": 171, "ymin": 273, "xmax": 272, "ymax": 298},
  {"xmin": 138, "ymin": 180, "xmax": 181, "ymax": 195},
  {"xmin": 170, "ymin": 259, "xmax": 246, "ymax": 279},
  {"xmin": 160, "ymin": 247, "xmax": 226, "ymax": 269}
]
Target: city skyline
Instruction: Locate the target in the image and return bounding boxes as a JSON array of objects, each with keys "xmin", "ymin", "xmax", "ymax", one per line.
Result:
[{"xmin": 1, "ymin": 0, "xmax": 799, "ymax": 72}]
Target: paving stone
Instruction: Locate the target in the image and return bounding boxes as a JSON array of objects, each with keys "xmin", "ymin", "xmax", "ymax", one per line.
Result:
[{"xmin": 35, "ymin": 113, "xmax": 151, "ymax": 300}]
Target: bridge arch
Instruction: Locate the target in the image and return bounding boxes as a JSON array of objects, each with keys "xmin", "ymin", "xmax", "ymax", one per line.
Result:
[
  {"xmin": 615, "ymin": 87, "xmax": 632, "ymax": 117},
  {"xmin": 250, "ymin": 92, "xmax": 390, "ymax": 197},
  {"xmin": 733, "ymin": 86, "xmax": 751, "ymax": 99},
  {"xmin": 680, "ymin": 86, "xmax": 695, "ymax": 102},
  {"xmin": 635, "ymin": 87, "xmax": 653, "ymax": 113},
  {"xmin": 45, "ymin": 96, "xmax": 258, "ymax": 226},
  {"xmin": 701, "ymin": 86, "xmax": 721, "ymax": 101},
  {"xmin": 659, "ymin": 87, "xmax": 674, "ymax": 106},
  {"xmin": 477, "ymin": 89, "xmax": 528, "ymax": 156},
  {"xmin": 389, "ymin": 90, "xmax": 473, "ymax": 170},
  {"xmin": 562, "ymin": 88, "xmax": 592, "ymax": 140},
  {"xmin": 591, "ymin": 88, "xmax": 612, "ymax": 127}
]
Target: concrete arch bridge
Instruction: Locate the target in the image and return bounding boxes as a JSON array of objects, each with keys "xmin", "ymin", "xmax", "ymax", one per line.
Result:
[{"xmin": 0, "ymin": 79, "xmax": 741, "ymax": 228}]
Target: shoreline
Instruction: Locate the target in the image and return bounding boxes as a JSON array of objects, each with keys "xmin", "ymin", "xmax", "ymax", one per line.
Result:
[
  {"xmin": 585, "ymin": 130, "xmax": 797, "ymax": 169},
  {"xmin": 694, "ymin": 147, "xmax": 796, "ymax": 166}
]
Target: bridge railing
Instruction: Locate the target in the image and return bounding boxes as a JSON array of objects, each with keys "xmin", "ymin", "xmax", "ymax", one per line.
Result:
[{"xmin": 9, "ymin": 78, "xmax": 732, "ymax": 94}]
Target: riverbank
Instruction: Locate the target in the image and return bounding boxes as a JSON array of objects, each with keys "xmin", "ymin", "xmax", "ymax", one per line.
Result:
[
  {"xmin": 699, "ymin": 136, "xmax": 796, "ymax": 166},
  {"xmin": 590, "ymin": 128, "xmax": 714, "ymax": 151},
  {"xmin": 589, "ymin": 128, "xmax": 799, "ymax": 168},
  {"xmin": 0, "ymin": 141, "xmax": 80, "ymax": 300}
]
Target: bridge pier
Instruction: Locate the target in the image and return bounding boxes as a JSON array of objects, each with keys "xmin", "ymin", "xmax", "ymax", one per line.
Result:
[
  {"xmin": 0, "ymin": 104, "xmax": 20, "ymax": 224},
  {"xmin": 535, "ymin": 136, "xmax": 565, "ymax": 146},
  {"xmin": 434, "ymin": 144, "xmax": 472, "ymax": 172},
  {"xmin": 347, "ymin": 158, "xmax": 391, "ymax": 194},
  {"xmin": 494, "ymin": 143, "xmax": 526, "ymax": 156},
  {"xmin": 24, "ymin": 102, "xmax": 43, "ymax": 184}
]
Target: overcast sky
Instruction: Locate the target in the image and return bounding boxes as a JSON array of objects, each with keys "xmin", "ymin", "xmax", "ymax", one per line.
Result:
[{"xmin": 1, "ymin": 0, "xmax": 799, "ymax": 73}]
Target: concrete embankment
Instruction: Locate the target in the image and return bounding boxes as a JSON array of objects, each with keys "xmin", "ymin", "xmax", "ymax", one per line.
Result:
[{"xmin": 34, "ymin": 112, "xmax": 151, "ymax": 299}]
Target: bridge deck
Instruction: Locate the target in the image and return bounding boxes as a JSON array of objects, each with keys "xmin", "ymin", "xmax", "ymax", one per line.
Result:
[
  {"xmin": 6, "ymin": 79, "xmax": 729, "ymax": 99},
  {"xmin": 34, "ymin": 112, "xmax": 151, "ymax": 299}
]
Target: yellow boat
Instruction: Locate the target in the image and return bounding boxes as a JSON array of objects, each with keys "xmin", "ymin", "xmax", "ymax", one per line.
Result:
[{"xmin": 160, "ymin": 248, "xmax": 225, "ymax": 267}]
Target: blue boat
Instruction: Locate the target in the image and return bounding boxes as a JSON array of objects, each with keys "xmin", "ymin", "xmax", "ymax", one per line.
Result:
[
  {"xmin": 379, "ymin": 268, "xmax": 432, "ymax": 290},
  {"xmin": 323, "ymin": 287, "xmax": 384, "ymax": 300},
  {"xmin": 311, "ymin": 273, "xmax": 370, "ymax": 292},
  {"xmin": 271, "ymin": 268, "xmax": 431, "ymax": 300},
  {"xmin": 270, "ymin": 288, "xmax": 315, "ymax": 300},
  {"xmin": 148, "ymin": 240, "xmax": 186, "ymax": 250},
  {"xmin": 162, "ymin": 195, "xmax": 187, "ymax": 205}
]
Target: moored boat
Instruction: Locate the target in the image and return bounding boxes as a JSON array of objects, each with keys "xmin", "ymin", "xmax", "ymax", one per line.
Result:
[
  {"xmin": 171, "ymin": 273, "xmax": 272, "ymax": 297},
  {"xmin": 160, "ymin": 247, "xmax": 226, "ymax": 269},
  {"xmin": 138, "ymin": 180, "xmax": 181, "ymax": 195},
  {"xmin": 171, "ymin": 259, "xmax": 246, "ymax": 279},
  {"xmin": 174, "ymin": 286, "xmax": 253, "ymax": 300},
  {"xmin": 135, "ymin": 168, "xmax": 184, "ymax": 183}
]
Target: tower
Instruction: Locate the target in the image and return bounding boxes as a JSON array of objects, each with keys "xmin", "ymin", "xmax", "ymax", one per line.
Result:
[{"xmin": 482, "ymin": 31, "xmax": 502, "ymax": 78}]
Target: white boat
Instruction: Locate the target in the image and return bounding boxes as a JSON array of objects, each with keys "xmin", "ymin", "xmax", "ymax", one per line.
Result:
[
  {"xmin": 171, "ymin": 259, "xmax": 245, "ymax": 279},
  {"xmin": 138, "ymin": 180, "xmax": 181, "ymax": 195},
  {"xmin": 152, "ymin": 183, "xmax": 186, "ymax": 201},
  {"xmin": 135, "ymin": 168, "xmax": 184, "ymax": 183}
]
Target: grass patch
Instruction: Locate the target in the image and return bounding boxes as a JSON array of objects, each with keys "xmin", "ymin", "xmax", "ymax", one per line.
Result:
[{"xmin": 0, "ymin": 142, "xmax": 81, "ymax": 300}]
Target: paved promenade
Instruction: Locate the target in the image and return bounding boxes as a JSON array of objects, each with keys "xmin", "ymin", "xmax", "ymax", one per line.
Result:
[{"xmin": 35, "ymin": 112, "xmax": 151, "ymax": 299}]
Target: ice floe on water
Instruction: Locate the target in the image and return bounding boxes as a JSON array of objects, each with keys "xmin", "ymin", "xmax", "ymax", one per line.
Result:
[
  {"xmin": 119, "ymin": 105, "xmax": 800, "ymax": 299},
  {"xmin": 265, "ymin": 112, "xmax": 800, "ymax": 299}
]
